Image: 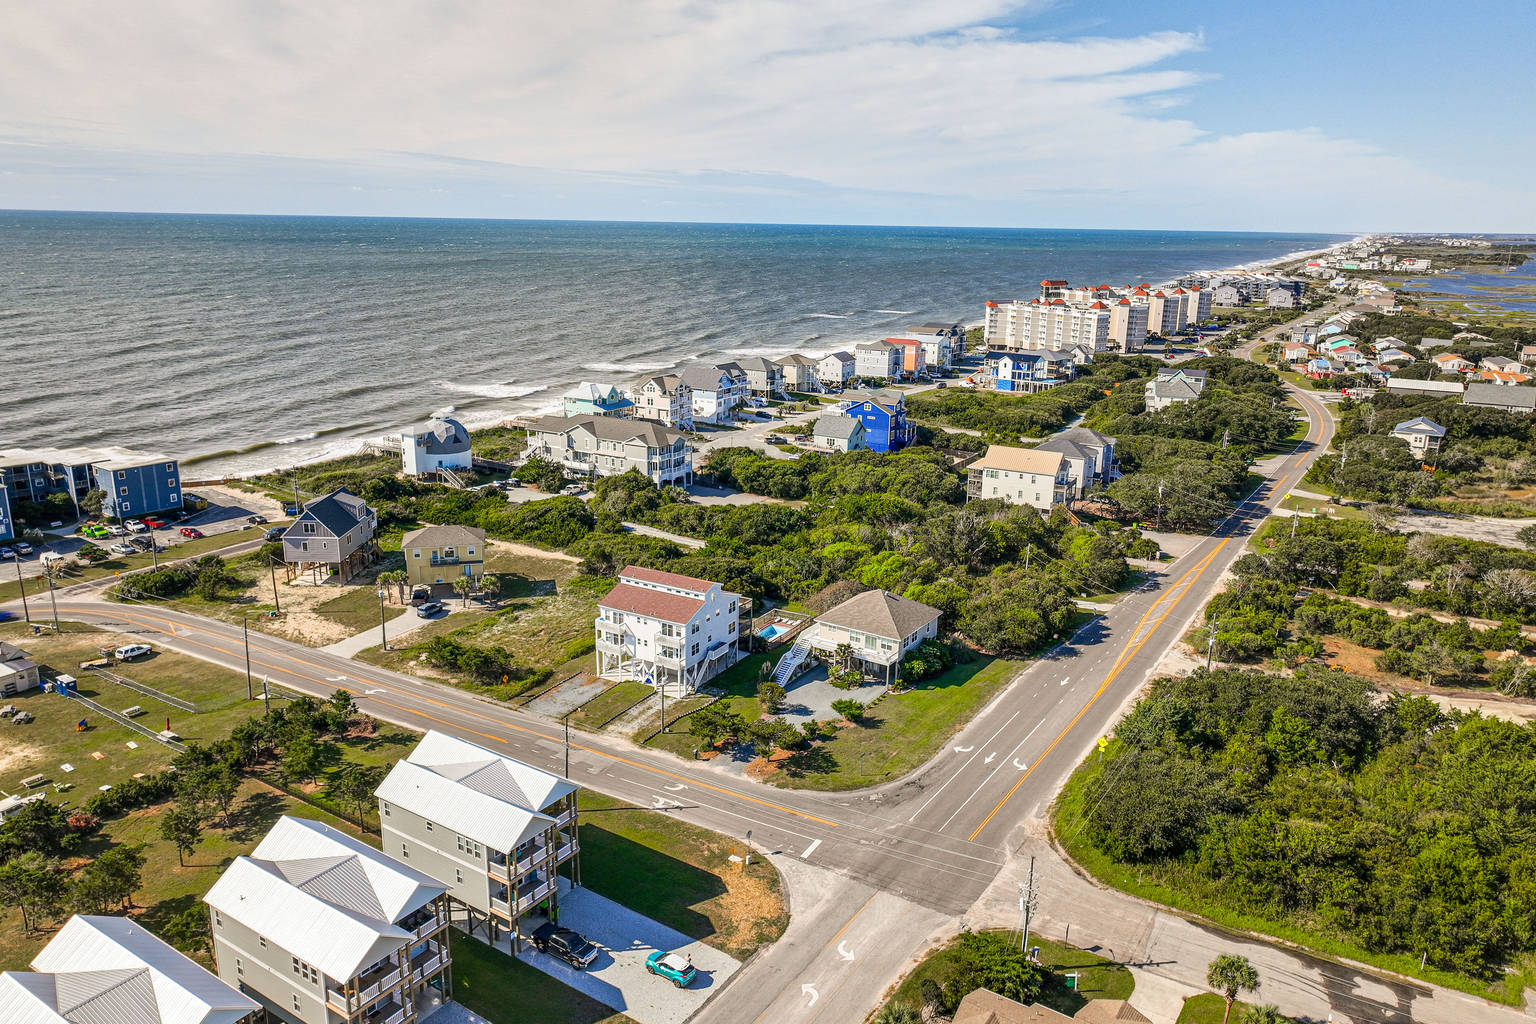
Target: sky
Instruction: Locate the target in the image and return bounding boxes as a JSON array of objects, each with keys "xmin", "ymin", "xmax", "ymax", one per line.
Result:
[{"xmin": 1, "ymin": 0, "xmax": 1532, "ymax": 231}]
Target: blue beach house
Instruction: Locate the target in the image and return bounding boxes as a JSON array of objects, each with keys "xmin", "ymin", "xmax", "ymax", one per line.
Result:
[
  {"xmin": 94, "ymin": 453, "xmax": 182, "ymax": 519},
  {"xmin": 562, "ymin": 382, "xmax": 635, "ymax": 418},
  {"xmin": 984, "ymin": 349, "xmax": 1075, "ymax": 393},
  {"xmin": 837, "ymin": 389, "xmax": 913, "ymax": 452}
]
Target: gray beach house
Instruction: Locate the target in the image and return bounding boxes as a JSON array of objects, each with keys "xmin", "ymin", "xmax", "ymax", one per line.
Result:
[{"xmin": 281, "ymin": 488, "xmax": 379, "ymax": 582}]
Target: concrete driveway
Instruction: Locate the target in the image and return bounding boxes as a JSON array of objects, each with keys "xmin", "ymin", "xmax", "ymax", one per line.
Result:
[{"xmin": 516, "ymin": 882, "xmax": 740, "ymax": 1024}]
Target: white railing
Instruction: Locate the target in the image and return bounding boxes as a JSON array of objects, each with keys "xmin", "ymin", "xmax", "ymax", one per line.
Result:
[
  {"xmin": 773, "ymin": 635, "xmax": 813, "ymax": 686},
  {"xmin": 384, "ymin": 1008, "xmax": 405, "ymax": 1024}
]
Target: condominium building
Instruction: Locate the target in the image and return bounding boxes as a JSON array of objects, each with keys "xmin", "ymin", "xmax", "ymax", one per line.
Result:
[
  {"xmin": 855, "ymin": 340, "xmax": 904, "ymax": 380},
  {"xmin": 626, "ymin": 374, "xmax": 694, "ymax": 430},
  {"xmin": 0, "ymin": 446, "xmax": 183, "ymax": 520},
  {"xmin": 966, "ymin": 445, "xmax": 1072, "ymax": 511},
  {"xmin": 595, "ymin": 566, "xmax": 748, "ymax": 694},
  {"xmin": 984, "ymin": 299, "xmax": 1110, "ymax": 354},
  {"xmin": 678, "ymin": 363, "xmax": 748, "ymax": 424},
  {"xmin": 523, "ymin": 415, "xmax": 692, "ymax": 486},
  {"xmin": 204, "ymin": 816, "xmax": 452, "ymax": 1024},
  {"xmin": 376, "ymin": 730, "xmax": 580, "ymax": 953},
  {"xmin": 0, "ymin": 914, "xmax": 261, "ymax": 1024},
  {"xmin": 1108, "ymin": 299, "xmax": 1149, "ymax": 352}
]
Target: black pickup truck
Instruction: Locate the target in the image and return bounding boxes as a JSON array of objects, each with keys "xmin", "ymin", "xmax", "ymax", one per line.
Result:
[{"xmin": 531, "ymin": 923, "xmax": 599, "ymax": 969}]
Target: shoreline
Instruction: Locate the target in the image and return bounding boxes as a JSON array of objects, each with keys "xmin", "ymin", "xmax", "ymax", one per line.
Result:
[{"xmin": 180, "ymin": 233, "xmax": 1365, "ymax": 483}]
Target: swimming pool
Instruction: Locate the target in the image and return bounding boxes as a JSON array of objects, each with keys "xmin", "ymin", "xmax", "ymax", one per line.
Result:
[{"xmin": 758, "ymin": 624, "xmax": 791, "ymax": 640}]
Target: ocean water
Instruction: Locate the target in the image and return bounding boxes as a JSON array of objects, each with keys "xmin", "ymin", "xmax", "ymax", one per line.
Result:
[{"xmin": 0, "ymin": 212, "xmax": 1347, "ymax": 475}]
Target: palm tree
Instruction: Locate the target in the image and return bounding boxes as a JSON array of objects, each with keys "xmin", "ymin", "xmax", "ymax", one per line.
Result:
[
  {"xmin": 378, "ymin": 569, "xmax": 408, "ymax": 603},
  {"xmin": 479, "ymin": 574, "xmax": 501, "ymax": 606},
  {"xmin": 1207, "ymin": 954, "xmax": 1260, "ymax": 1024},
  {"xmin": 452, "ymin": 576, "xmax": 475, "ymax": 608},
  {"xmin": 1241, "ymin": 1005, "xmax": 1284, "ymax": 1024}
]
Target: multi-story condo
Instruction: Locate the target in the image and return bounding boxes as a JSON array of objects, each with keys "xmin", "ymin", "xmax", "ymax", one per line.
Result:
[
  {"xmin": 983, "ymin": 349, "xmax": 1075, "ymax": 392},
  {"xmin": 733, "ymin": 356, "xmax": 787, "ymax": 397},
  {"xmin": 399, "ymin": 415, "xmax": 472, "ymax": 480},
  {"xmin": 855, "ymin": 340, "xmax": 904, "ymax": 380},
  {"xmin": 523, "ymin": 415, "xmax": 692, "ymax": 486},
  {"xmin": 1033, "ymin": 426, "xmax": 1117, "ymax": 498},
  {"xmin": 595, "ymin": 565, "xmax": 747, "ymax": 694},
  {"xmin": 816, "ymin": 351, "xmax": 857, "ymax": 388},
  {"xmin": 984, "ymin": 299, "xmax": 1110, "ymax": 354},
  {"xmin": 678, "ymin": 363, "xmax": 747, "ymax": 425},
  {"xmin": 400, "ymin": 524, "xmax": 484, "ymax": 589},
  {"xmin": 0, "ymin": 913, "xmax": 261, "ymax": 1024},
  {"xmin": 281, "ymin": 488, "xmax": 379, "ymax": 583},
  {"xmin": 0, "ymin": 446, "xmax": 181, "ymax": 519},
  {"xmin": 1190, "ymin": 285, "xmax": 1213, "ymax": 323},
  {"xmin": 376, "ymin": 730, "xmax": 579, "ymax": 953},
  {"xmin": 771, "ymin": 589, "xmax": 941, "ymax": 688},
  {"xmin": 1144, "ymin": 368, "xmax": 1208, "ymax": 412},
  {"xmin": 626, "ymin": 374, "xmax": 693, "ymax": 430},
  {"xmin": 966, "ymin": 445, "xmax": 1072, "ymax": 511},
  {"xmin": 774, "ymin": 353, "xmax": 822, "ymax": 392},
  {"xmin": 204, "ymin": 816, "xmax": 452, "ymax": 1024},
  {"xmin": 1108, "ymin": 298, "xmax": 1149, "ymax": 352},
  {"xmin": 93, "ymin": 452, "xmax": 183, "ymax": 519},
  {"xmin": 562, "ymin": 382, "xmax": 634, "ymax": 418},
  {"xmin": 837, "ymin": 389, "xmax": 913, "ymax": 452}
]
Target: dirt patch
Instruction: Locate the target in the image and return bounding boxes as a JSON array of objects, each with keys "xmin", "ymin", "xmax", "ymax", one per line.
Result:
[
  {"xmin": 712, "ymin": 865, "xmax": 788, "ymax": 956},
  {"xmin": 486, "ymin": 539, "xmax": 580, "ymax": 564},
  {"xmin": 744, "ymin": 756, "xmax": 777, "ymax": 779},
  {"xmin": 0, "ymin": 740, "xmax": 43, "ymax": 775}
]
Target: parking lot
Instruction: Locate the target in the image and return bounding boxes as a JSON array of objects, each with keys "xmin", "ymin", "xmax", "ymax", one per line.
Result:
[{"xmin": 513, "ymin": 881, "xmax": 740, "ymax": 1024}]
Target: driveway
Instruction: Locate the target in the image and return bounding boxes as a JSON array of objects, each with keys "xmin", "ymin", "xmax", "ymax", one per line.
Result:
[
  {"xmin": 515, "ymin": 882, "xmax": 740, "ymax": 1024},
  {"xmin": 524, "ymin": 673, "xmax": 610, "ymax": 717},
  {"xmin": 778, "ymin": 666, "xmax": 889, "ymax": 722}
]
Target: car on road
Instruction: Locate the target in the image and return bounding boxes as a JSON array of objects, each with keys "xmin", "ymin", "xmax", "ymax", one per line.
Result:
[
  {"xmin": 416, "ymin": 601, "xmax": 445, "ymax": 618},
  {"xmin": 125, "ymin": 519, "xmax": 147, "ymax": 532},
  {"xmin": 180, "ymin": 527, "xmax": 204, "ymax": 538},
  {"xmin": 143, "ymin": 517, "xmax": 167, "ymax": 528},
  {"xmin": 560, "ymin": 483, "xmax": 586, "ymax": 495},
  {"xmin": 531, "ymin": 923, "xmax": 598, "ymax": 970},
  {"xmin": 113, "ymin": 643, "xmax": 152, "ymax": 661},
  {"xmin": 765, "ymin": 434, "xmax": 786, "ymax": 443},
  {"xmin": 246, "ymin": 514, "xmax": 267, "ymax": 524},
  {"xmin": 109, "ymin": 542, "xmax": 137, "ymax": 556},
  {"xmin": 645, "ymin": 950, "xmax": 697, "ymax": 988}
]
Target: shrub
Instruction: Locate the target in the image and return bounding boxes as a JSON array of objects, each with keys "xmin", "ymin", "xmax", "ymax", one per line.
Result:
[{"xmin": 830, "ymin": 698, "xmax": 865, "ymax": 721}]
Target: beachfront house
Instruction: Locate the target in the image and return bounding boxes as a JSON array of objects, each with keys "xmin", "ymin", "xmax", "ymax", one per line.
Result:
[
  {"xmin": 965, "ymin": 445, "xmax": 1072, "ymax": 511},
  {"xmin": 1462, "ymin": 383, "xmax": 1536, "ymax": 415},
  {"xmin": 595, "ymin": 566, "xmax": 748, "ymax": 695},
  {"xmin": 400, "ymin": 414, "xmax": 473, "ymax": 481},
  {"xmin": 1144, "ymin": 368, "xmax": 1208, "ymax": 412},
  {"xmin": 771, "ymin": 589, "xmax": 941, "ymax": 688},
  {"xmin": 401, "ymin": 524, "xmax": 485, "ymax": 589},
  {"xmin": 812, "ymin": 413, "xmax": 866, "ymax": 452},
  {"xmin": 775, "ymin": 353, "xmax": 822, "ymax": 393},
  {"xmin": 0, "ymin": 914, "xmax": 262, "ymax": 1024},
  {"xmin": 1290, "ymin": 325, "xmax": 1320, "ymax": 346},
  {"xmin": 733, "ymin": 356, "xmax": 787, "ymax": 397},
  {"xmin": 906, "ymin": 322, "xmax": 964, "ymax": 367},
  {"xmin": 1033, "ymin": 426, "xmax": 1117, "ymax": 498},
  {"xmin": 376, "ymin": 730, "xmax": 579, "ymax": 953},
  {"xmin": 816, "ymin": 351, "xmax": 857, "ymax": 389},
  {"xmin": 281, "ymin": 488, "xmax": 379, "ymax": 583},
  {"xmin": 524, "ymin": 415, "xmax": 692, "ymax": 485},
  {"xmin": 1391, "ymin": 417, "xmax": 1446, "ymax": 456},
  {"xmin": 678, "ymin": 363, "xmax": 747, "ymax": 424},
  {"xmin": 984, "ymin": 349, "xmax": 1074, "ymax": 392},
  {"xmin": 855, "ymin": 340, "xmax": 903, "ymax": 381},
  {"xmin": 626, "ymin": 374, "xmax": 694, "ymax": 430},
  {"xmin": 886, "ymin": 338, "xmax": 927, "ymax": 378},
  {"xmin": 562, "ymin": 382, "xmax": 634, "ymax": 418},
  {"xmin": 837, "ymin": 389, "xmax": 913, "ymax": 452},
  {"xmin": 0, "ymin": 641, "xmax": 40, "ymax": 696},
  {"xmin": 204, "ymin": 816, "xmax": 452, "ymax": 1024}
]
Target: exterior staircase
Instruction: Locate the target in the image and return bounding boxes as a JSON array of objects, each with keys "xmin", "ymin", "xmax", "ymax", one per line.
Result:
[
  {"xmin": 438, "ymin": 465, "xmax": 467, "ymax": 489},
  {"xmin": 772, "ymin": 636, "xmax": 813, "ymax": 687}
]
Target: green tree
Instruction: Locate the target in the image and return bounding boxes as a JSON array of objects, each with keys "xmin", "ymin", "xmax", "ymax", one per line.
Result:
[
  {"xmin": 871, "ymin": 1005, "xmax": 922, "ymax": 1024},
  {"xmin": 1241, "ymin": 1005, "xmax": 1284, "ymax": 1024},
  {"xmin": 80, "ymin": 488, "xmax": 107, "ymax": 517},
  {"xmin": 378, "ymin": 569, "xmax": 409, "ymax": 602},
  {"xmin": 70, "ymin": 844, "xmax": 147, "ymax": 914},
  {"xmin": 177, "ymin": 762, "xmax": 241, "ymax": 826},
  {"xmin": 0, "ymin": 852, "xmax": 65, "ymax": 932},
  {"xmin": 940, "ymin": 931, "xmax": 1044, "ymax": 1011},
  {"xmin": 159, "ymin": 805, "xmax": 204, "ymax": 867},
  {"xmin": 757, "ymin": 680, "xmax": 787, "ymax": 714},
  {"xmin": 687, "ymin": 705, "xmax": 745, "ymax": 748},
  {"xmin": 1207, "ymin": 954, "xmax": 1260, "ymax": 1024},
  {"xmin": 453, "ymin": 575, "xmax": 476, "ymax": 608},
  {"xmin": 831, "ymin": 698, "xmax": 865, "ymax": 721},
  {"xmin": 279, "ymin": 733, "xmax": 329, "ymax": 785},
  {"xmin": 326, "ymin": 763, "xmax": 387, "ymax": 827},
  {"xmin": 155, "ymin": 904, "xmax": 213, "ymax": 957}
]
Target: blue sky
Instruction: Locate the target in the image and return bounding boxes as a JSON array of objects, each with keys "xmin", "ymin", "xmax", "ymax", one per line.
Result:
[{"xmin": 1, "ymin": 0, "xmax": 1531, "ymax": 230}]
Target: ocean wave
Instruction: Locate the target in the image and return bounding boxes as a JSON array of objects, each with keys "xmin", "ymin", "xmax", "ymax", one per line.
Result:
[
  {"xmin": 805, "ymin": 313, "xmax": 850, "ymax": 319},
  {"xmin": 275, "ymin": 432, "xmax": 320, "ymax": 445},
  {"xmin": 873, "ymin": 309, "xmax": 916, "ymax": 315},
  {"xmin": 433, "ymin": 379, "xmax": 550, "ymax": 400},
  {"xmin": 583, "ymin": 360, "xmax": 678, "ymax": 374}
]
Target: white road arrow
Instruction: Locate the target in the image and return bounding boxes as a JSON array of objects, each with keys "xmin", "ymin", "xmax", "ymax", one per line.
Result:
[
  {"xmin": 664, "ymin": 783, "xmax": 686, "ymax": 792},
  {"xmin": 326, "ymin": 675, "xmax": 349, "ymax": 682},
  {"xmin": 837, "ymin": 941, "xmax": 855, "ymax": 962},
  {"xmin": 983, "ymin": 752, "xmax": 997, "ymax": 765},
  {"xmin": 1013, "ymin": 759, "xmax": 1029, "ymax": 770},
  {"xmin": 364, "ymin": 688, "xmax": 386, "ymax": 695},
  {"xmin": 953, "ymin": 745, "xmax": 974, "ymax": 754},
  {"xmin": 1059, "ymin": 677, "xmax": 1071, "ymax": 686},
  {"xmin": 801, "ymin": 984, "xmax": 819, "ymax": 1006}
]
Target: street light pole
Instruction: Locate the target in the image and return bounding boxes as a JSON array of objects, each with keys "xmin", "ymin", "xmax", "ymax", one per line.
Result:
[
  {"xmin": 563, "ymin": 711, "xmax": 571, "ymax": 778},
  {"xmin": 12, "ymin": 554, "xmax": 30, "ymax": 626},
  {"xmin": 243, "ymin": 615, "xmax": 254, "ymax": 701},
  {"xmin": 377, "ymin": 587, "xmax": 389, "ymax": 651}
]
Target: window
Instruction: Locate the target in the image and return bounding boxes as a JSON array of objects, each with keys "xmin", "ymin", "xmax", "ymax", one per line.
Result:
[
  {"xmin": 456, "ymin": 834, "xmax": 482, "ymax": 858},
  {"xmin": 300, "ymin": 542, "xmax": 308, "ymax": 552},
  {"xmin": 412, "ymin": 549, "xmax": 420, "ymax": 558},
  {"xmin": 292, "ymin": 995, "xmax": 302, "ymax": 1012},
  {"xmin": 728, "ymin": 621, "xmax": 736, "ymax": 634},
  {"xmin": 292, "ymin": 957, "xmax": 318, "ymax": 983},
  {"xmin": 455, "ymin": 868, "xmax": 463, "ymax": 883},
  {"xmin": 165, "ymin": 463, "xmax": 174, "ymax": 471},
  {"xmin": 259, "ymin": 937, "xmax": 267, "ymax": 949},
  {"xmin": 302, "ymin": 522, "xmax": 316, "ymax": 534},
  {"xmin": 235, "ymin": 957, "xmax": 243, "ymax": 976},
  {"xmin": 690, "ymin": 642, "xmax": 700, "ymax": 657},
  {"xmin": 382, "ymin": 801, "xmax": 390, "ymax": 816},
  {"xmin": 401, "ymin": 843, "xmax": 409, "ymax": 858},
  {"xmin": 213, "ymin": 910, "xmax": 222, "ymax": 927},
  {"xmin": 466, "ymin": 546, "xmax": 475, "ymax": 556},
  {"xmin": 425, "ymin": 821, "xmax": 433, "ymax": 831},
  {"xmin": 117, "ymin": 471, "xmax": 125, "ymax": 480},
  {"xmin": 119, "ymin": 486, "xmax": 128, "ymax": 495}
]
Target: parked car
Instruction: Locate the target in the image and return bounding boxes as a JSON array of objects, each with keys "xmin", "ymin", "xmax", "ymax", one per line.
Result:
[
  {"xmin": 143, "ymin": 517, "xmax": 167, "ymax": 528},
  {"xmin": 180, "ymin": 527, "xmax": 204, "ymax": 538},
  {"xmin": 264, "ymin": 527, "xmax": 285, "ymax": 541},
  {"xmin": 247, "ymin": 514, "xmax": 268, "ymax": 524},
  {"xmin": 0, "ymin": 547, "xmax": 13, "ymax": 560},
  {"xmin": 109, "ymin": 542, "xmax": 137, "ymax": 556},
  {"xmin": 125, "ymin": 520, "xmax": 147, "ymax": 532},
  {"xmin": 105, "ymin": 524, "xmax": 127, "ymax": 536},
  {"xmin": 560, "ymin": 483, "xmax": 585, "ymax": 495},
  {"xmin": 531, "ymin": 923, "xmax": 598, "ymax": 970},
  {"xmin": 14, "ymin": 541, "xmax": 33, "ymax": 556},
  {"xmin": 409, "ymin": 587, "xmax": 430, "ymax": 606},
  {"xmin": 416, "ymin": 601, "xmax": 445, "ymax": 618},
  {"xmin": 113, "ymin": 643, "xmax": 152, "ymax": 661},
  {"xmin": 645, "ymin": 950, "xmax": 697, "ymax": 988},
  {"xmin": 766, "ymin": 434, "xmax": 786, "ymax": 443}
]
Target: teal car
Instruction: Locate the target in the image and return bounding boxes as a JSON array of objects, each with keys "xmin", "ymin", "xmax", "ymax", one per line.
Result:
[{"xmin": 645, "ymin": 950, "xmax": 697, "ymax": 988}]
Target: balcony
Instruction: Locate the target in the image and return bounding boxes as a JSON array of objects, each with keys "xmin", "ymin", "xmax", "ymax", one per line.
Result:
[{"xmin": 410, "ymin": 941, "xmax": 446, "ymax": 978}]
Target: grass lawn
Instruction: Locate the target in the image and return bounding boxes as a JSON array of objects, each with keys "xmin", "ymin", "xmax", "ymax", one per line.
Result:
[
  {"xmin": 1277, "ymin": 495, "xmax": 1368, "ymax": 520},
  {"xmin": 450, "ymin": 932, "xmax": 635, "ymax": 1024},
  {"xmin": 1177, "ymin": 993, "xmax": 1292, "ymax": 1023},
  {"xmin": 569, "ymin": 681, "xmax": 653, "ymax": 729},
  {"xmin": 578, "ymin": 790, "xmax": 788, "ymax": 961},
  {"xmin": 888, "ymin": 929, "xmax": 1134, "ymax": 1017},
  {"xmin": 315, "ymin": 585, "xmax": 392, "ymax": 632},
  {"xmin": 0, "ymin": 525, "xmax": 272, "ymax": 602},
  {"xmin": 1052, "ymin": 745, "xmax": 1533, "ymax": 1005},
  {"xmin": 771, "ymin": 655, "xmax": 1025, "ymax": 791}
]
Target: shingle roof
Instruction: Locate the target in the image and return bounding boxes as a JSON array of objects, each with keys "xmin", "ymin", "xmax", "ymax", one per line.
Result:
[
  {"xmin": 530, "ymin": 414, "xmax": 684, "ymax": 447},
  {"xmin": 813, "ymin": 414, "xmax": 863, "ymax": 440},
  {"xmin": 821, "ymin": 351, "xmax": 855, "ymax": 364},
  {"xmin": 816, "ymin": 589, "xmax": 939, "ymax": 641},
  {"xmin": 776, "ymin": 353, "xmax": 817, "ymax": 366},
  {"xmin": 952, "ymin": 987, "xmax": 1072, "ymax": 1023},
  {"xmin": 1072, "ymin": 999, "xmax": 1153, "ymax": 1024},
  {"xmin": 598, "ymin": 583, "xmax": 705, "ymax": 622},
  {"xmin": 619, "ymin": 566, "xmax": 716, "ymax": 592},
  {"xmin": 290, "ymin": 489, "xmax": 368, "ymax": 538},
  {"xmin": 1463, "ymin": 383, "xmax": 1536, "ymax": 410},
  {"xmin": 733, "ymin": 356, "xmax": 781, "ymax": 373},
  {"xmin": 678, "ymin": 364, "xmax": 736, "ymax": 390},
  {"xmin": 203, "ymin": 817, "xmax": 446, "ymax": 982},
  {"xmin": 405, "ymin": 416, "xmax": 471, "ymax": 453},
  {"xmin": 1053, "ymin": 426, "xmax": 1114, "ymax": 447},
  {"xmin": 400, "ymin": 524, "xmax": 485, "ymax": 550},
  {"xmin": 1033, "ymin": 437, "xmax": 1094, "ymax": 460}
]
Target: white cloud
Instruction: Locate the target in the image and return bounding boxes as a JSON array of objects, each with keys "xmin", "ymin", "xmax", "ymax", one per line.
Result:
[{"xmin": 0, "ymin": 1, "xmax": 1529, "ymax": 228}]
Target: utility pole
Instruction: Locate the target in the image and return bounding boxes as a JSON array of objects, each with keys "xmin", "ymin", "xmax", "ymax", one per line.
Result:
[
  {"xmin": 1206, "ymin": 618, "xmax": 1218, "ymax": 669},
  {"xmin": 377, "ymin": 586, "xmax": 389, "ymax": 651},
  {"xmin": 243, "ymin": 615, "xmax": 254, "ymax": 701},
  {"xmin": 46, "ymin": 571, "xmax": 60, "ymax": 633},
  {"xmin": 12, "ymin": 554, "xmax": 30, "ymax": 626},
  {"xmin": 1291, "ymin": 514, "xmax": 1298, "ymax": 539},
  {"xmin": 261, "ymin": 675, "xmax": 271, "ymax": 715},
  {"xmin": 563, "ymin": 711, "xmax": 572, "ymax": 778},
  {"xmin": 1019, "ymin": 856, "xmax": 1039, "ymax": 955},
  {"xmin": 291, "ymin": 472, "xmax": 301, "ymax": 515},
  {"xmin": 268, "ymin": 555, "xmax": 281, "ymax": 613},
  {"xmin": 1024, "ymin": 543, "xmax": 1032, "ymax": 573},
  {"xmin": 659, "ymin": 681, "xmax": 667, "ymax": 736},
  {"xmin": 1156, "ymin": 480, "xmax": 1165, "ymax": 531}
]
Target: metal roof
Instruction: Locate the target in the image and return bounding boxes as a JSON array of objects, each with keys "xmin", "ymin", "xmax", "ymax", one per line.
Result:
[
  {"xmin": 203, "ymin": 817, "xmax": 445, "ymax": 982},
  {"xmin": 973, "ymin": 445, "xmax": 1065, "ymax": 476}
]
